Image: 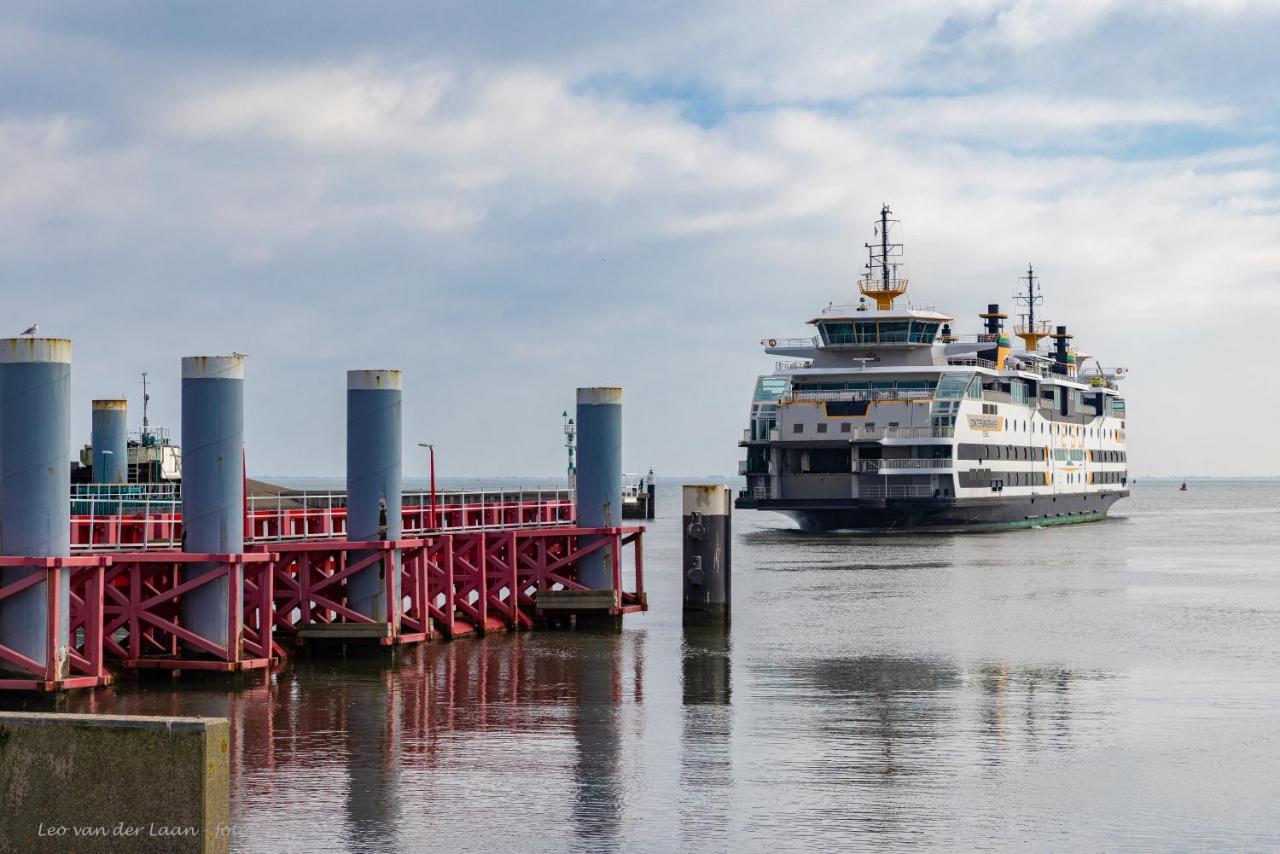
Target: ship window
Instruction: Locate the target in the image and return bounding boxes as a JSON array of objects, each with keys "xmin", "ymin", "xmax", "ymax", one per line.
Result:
[
  {"xmin": 753, "ymin": 376, "xmax": 790, "ymax": 402},
  {"xmin": 908, "ymin": 321, "xmax": 939, "ymax": 344},
  {"xmin": 854, "ymin": 321, "xmax": 877, "ymax": 344},
  {"xmin": 935, "ymin": 372, "xmax": 975, "ymax": 400},
  {"xmin": 817, "ymin": 423, "xmax": 828, "ymax": 433},
  {"xmin": 841, "ymin": 423, "xmax": 851, "ymax": 433},
  {"xmin": 793, "ymin": 423, "xmax": 803, "ymax": 433},
  {"xmin": 819, "ymin": 322, "xmax": 854, "ymax": 345},
  {"xmin": 878, "ymin": 321, "xmax": 910, "ymax": 343}
]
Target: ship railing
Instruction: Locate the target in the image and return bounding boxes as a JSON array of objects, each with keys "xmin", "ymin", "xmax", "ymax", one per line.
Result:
[
  {"xmin": 858, "ymin": 458, "xmax": 953, "ymax": 472},
  {"xmin": 763, "ymin": 336, "xmax": 819, "ymax": 349},
  {"xmin": 944, "ymin": 333, "xmax": 1003, "ymax": 344},
  {"xmin": 790, "ymin": 388, "xmax": 935, "ymax": 403},
  {"xmin": 70, "ymin": 487, "xmax": 576, "ymax": 551},
  {"xmin": 858, "ymin": 484, "xmax": 937, "ymax": 499},
  {"xmin": 847, "ymin": 426, "xmax": 955, "ymax": 441},
  {"xmin": 946, "ymin": 355, "xmax": 999, "ymax": 371}
]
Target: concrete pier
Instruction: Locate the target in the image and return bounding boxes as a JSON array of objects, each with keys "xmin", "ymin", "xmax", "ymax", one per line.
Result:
[
  {"xmin": 0, "ymin": 338, "xmax": 72, "ymax": 678},
  {"xmin": 0, "ymin": 712, "xmax": 230, "ymax": 854},
  {"xmin": 180, "ymin": 356, "xmax": 245, "ymax": 649},
  {"xmin": 575, "ymin": 387, "xmax": 622, "ymax": 590},
  {"xmin": 682, "ymin": 484, "xmax": 731, "ymax": 626},
  {"xmin": 91, "ymin": 399, "xmax": 128, "ymax": 484},
  {"xmin": 346, "ymin": 369, "xmax": 402, "ymax": 621}
]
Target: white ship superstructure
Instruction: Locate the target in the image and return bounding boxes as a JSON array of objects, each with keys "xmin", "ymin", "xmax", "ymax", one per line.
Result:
[{"xmin": 736, "ymin": 206, "xmax": 1129, "ymax": 531}]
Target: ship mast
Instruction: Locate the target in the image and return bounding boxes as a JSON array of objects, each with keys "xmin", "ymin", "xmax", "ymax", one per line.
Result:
[
  {"xmin": 1014, "ymin": 263, "xmax": 1050, "ymax": 351},
  {"xmin": 859, "ymin": 204, "xmax": 908, "ymax": 310},
  {"xmin": 141, "ymin": 371, "xmax": 151, "ymax": 442}
]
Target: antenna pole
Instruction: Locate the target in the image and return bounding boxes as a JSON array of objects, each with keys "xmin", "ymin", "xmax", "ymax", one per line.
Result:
[
  {"xmin": 880, "ymin": 205, "xmax": 891, "ymax": 290},
  {"xmin": 141, "ymin": 371, "xmax": 150, "ymax": 440},
  {"xmin": 1027, "ymin": 264, "xmax": 1035, "ymax": 329}
]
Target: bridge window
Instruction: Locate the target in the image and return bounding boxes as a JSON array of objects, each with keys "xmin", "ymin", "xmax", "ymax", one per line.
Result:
[
  {"xmin": 819, "ymin": 322, "xmax": 854, "ymax": 344},
  {"xmin": 908, "ymin": 321, "xmax": 940, "ymax": 344},
  {"xmin": 878, "ymin": 320, "xmax": 910, "ymax": 343},
  {"xmin": 855, "ymin": 321, "xmax": 877, "ymax": 344}
]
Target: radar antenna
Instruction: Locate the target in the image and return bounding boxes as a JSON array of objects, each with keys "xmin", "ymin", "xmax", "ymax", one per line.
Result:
[
  {"xmin": 859, "ymin": 204, "xmax": 908, "ymax": 310},
  {"xmin": 1013, "ymin": 263, "xmax": 1051, "ymax": 351}
]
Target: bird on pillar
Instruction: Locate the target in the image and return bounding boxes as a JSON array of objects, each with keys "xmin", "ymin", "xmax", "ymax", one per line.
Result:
[{"xmin": 20, "ymin": 323, "xmax": 38, "ymax": 336}]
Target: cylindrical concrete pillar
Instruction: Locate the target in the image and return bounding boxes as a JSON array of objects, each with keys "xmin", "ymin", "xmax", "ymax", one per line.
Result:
[
  {"xmin": 346, "ymin": 370, "xmax": 402, "ymax": 621},
  {"xmin": 575, "ymin": 387, "xmax": 622, "ymax": 590},
  {"xmin": 181, "ymin": 355, "xmax": 245, "ymax": 648},
  {"xmin": 682, "ymin": 484, "xmax": 731, "ymax": 626},
  {"xmin": 0, "ymin": 338, "xmax": 72, "ymax": 676},
  {"xmin": 91, "ymin": 399, "xmax": 129, "ymax": 484}
]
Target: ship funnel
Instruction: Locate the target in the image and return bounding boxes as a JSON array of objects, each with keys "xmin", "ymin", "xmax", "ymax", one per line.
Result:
[{"xmin": 979, "ymin": 303, "xmax": 1006, "ymax": 337}]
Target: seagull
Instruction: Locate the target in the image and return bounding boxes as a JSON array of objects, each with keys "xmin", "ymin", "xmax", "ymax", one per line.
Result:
[{"xmin": 20, "ymin": 323, "xmax": 38, "ymax": 337}]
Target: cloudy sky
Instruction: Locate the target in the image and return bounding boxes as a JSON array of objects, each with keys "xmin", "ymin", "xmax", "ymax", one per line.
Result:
[{"xmin": 3, "ymin": 1, "xmax": 1278, "ymax": 478}]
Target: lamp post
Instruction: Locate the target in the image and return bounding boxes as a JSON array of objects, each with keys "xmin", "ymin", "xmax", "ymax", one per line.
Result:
[{"xmin": 417, "ymin": 442, "xmax": 437, "ymax": 529}]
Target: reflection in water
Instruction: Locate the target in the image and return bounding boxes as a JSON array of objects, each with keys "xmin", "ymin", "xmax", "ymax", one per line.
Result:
[
  {"xmin": 977, "ymin": 664, "xmax": 1110, "ymax": 763},
  {"xmin": 680, "ymin": 627, "xmax": 732, "ymax": 850},
  {"xmin": 569, "ymin": 637, "xmax": 624, "ymax": 848},
  {"xmin": 341, "ymin": 656, "xmax": 402, "ymax": 851},
  {"xmin": 15, "ymin": 483, "xmax": 1274, "ymax": 850}
]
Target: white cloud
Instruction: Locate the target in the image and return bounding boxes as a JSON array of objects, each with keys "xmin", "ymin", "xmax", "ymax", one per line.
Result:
[{"xmin": 2, "ymin": 2, "xmax": 1280, "ymax": 476}]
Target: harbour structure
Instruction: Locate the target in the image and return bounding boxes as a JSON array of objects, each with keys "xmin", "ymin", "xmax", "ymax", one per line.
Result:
[
  {"xmin": 0, "ymin": 344, "xmax": 647, "ymax": 692},
  {"xmin": 621, "ymin": 470, "xmax": 656, "ymax": 519},
  {"xmin": 90, "ymin": 399, "xmax": 128, "ymax": 485},
  {"xmin": 73, "ymin": 373, "xmax": 183, "ymax": 484},
  {"xmin": 737, "ymin": 205, "xmax": 1129, "ymax": 531}
]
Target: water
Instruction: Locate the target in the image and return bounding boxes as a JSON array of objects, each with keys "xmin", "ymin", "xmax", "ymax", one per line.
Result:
[{"xmin": 38, "ymin": 482, "xmax": 1280, "ymax": 850}]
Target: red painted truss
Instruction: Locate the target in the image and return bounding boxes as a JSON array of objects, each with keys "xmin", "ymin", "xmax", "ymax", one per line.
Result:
[
  {"xmin": 1, "ymin": 526, "xmax": 645, "ymax": 691},
  {"xmin": 0, "ymin": 556, "xmax": 112, "ymax": 692}
]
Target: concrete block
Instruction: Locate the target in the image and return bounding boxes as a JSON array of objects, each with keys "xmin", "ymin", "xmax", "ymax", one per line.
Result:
[{"xmin": 0, "ymin": 712, "xmax": 230, "ymax": 854}]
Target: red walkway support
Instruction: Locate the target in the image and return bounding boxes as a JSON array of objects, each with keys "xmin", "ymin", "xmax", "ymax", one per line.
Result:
[
  {"xmin": 0, "ymin": 557, "xmax": 112, "ymax": 691},
  {"xmin": 272, "ymin": 540, "xmax": 430, "ymax": 647},
  {"xmin": 97, "ymin": 552, "xmax": 275, "ymax": 672},
  {"xmin": 3, "ymin": 522, "xmax": 646, "ymax": 692}
]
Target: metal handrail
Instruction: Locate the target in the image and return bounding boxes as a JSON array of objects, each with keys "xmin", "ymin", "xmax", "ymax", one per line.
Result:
[
  {"xmin": 69, "ymin": 488, "xmax": 576, "ymax": 551},
  {"xmin": 869, "ymin": 458, "xmax": 953, "ymax": 470},
  {"xmin": 846, "ymin": 426, "xmax": 955, "ymax": 441},
  {"xmin": 763, "ymin": 337, "xmax": 819, "ymax": 349},
  {"xmin": 790, "ymin": 388, "xmax": 934, "ymax": 403},
  {"xmin": 858, "ymin": 484, "xmax": 936, "ymax": 499}
]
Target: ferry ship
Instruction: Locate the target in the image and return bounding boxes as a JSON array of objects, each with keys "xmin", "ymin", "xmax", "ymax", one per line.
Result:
[{"xmin": 736, "ymin": 206, "xmax": 1129, "ymax": 531}]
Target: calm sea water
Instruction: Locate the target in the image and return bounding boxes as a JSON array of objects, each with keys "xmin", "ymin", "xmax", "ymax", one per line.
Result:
[{"xmin": 45, "ymin": 481, "xmax": 1280, "ymax": 850}]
